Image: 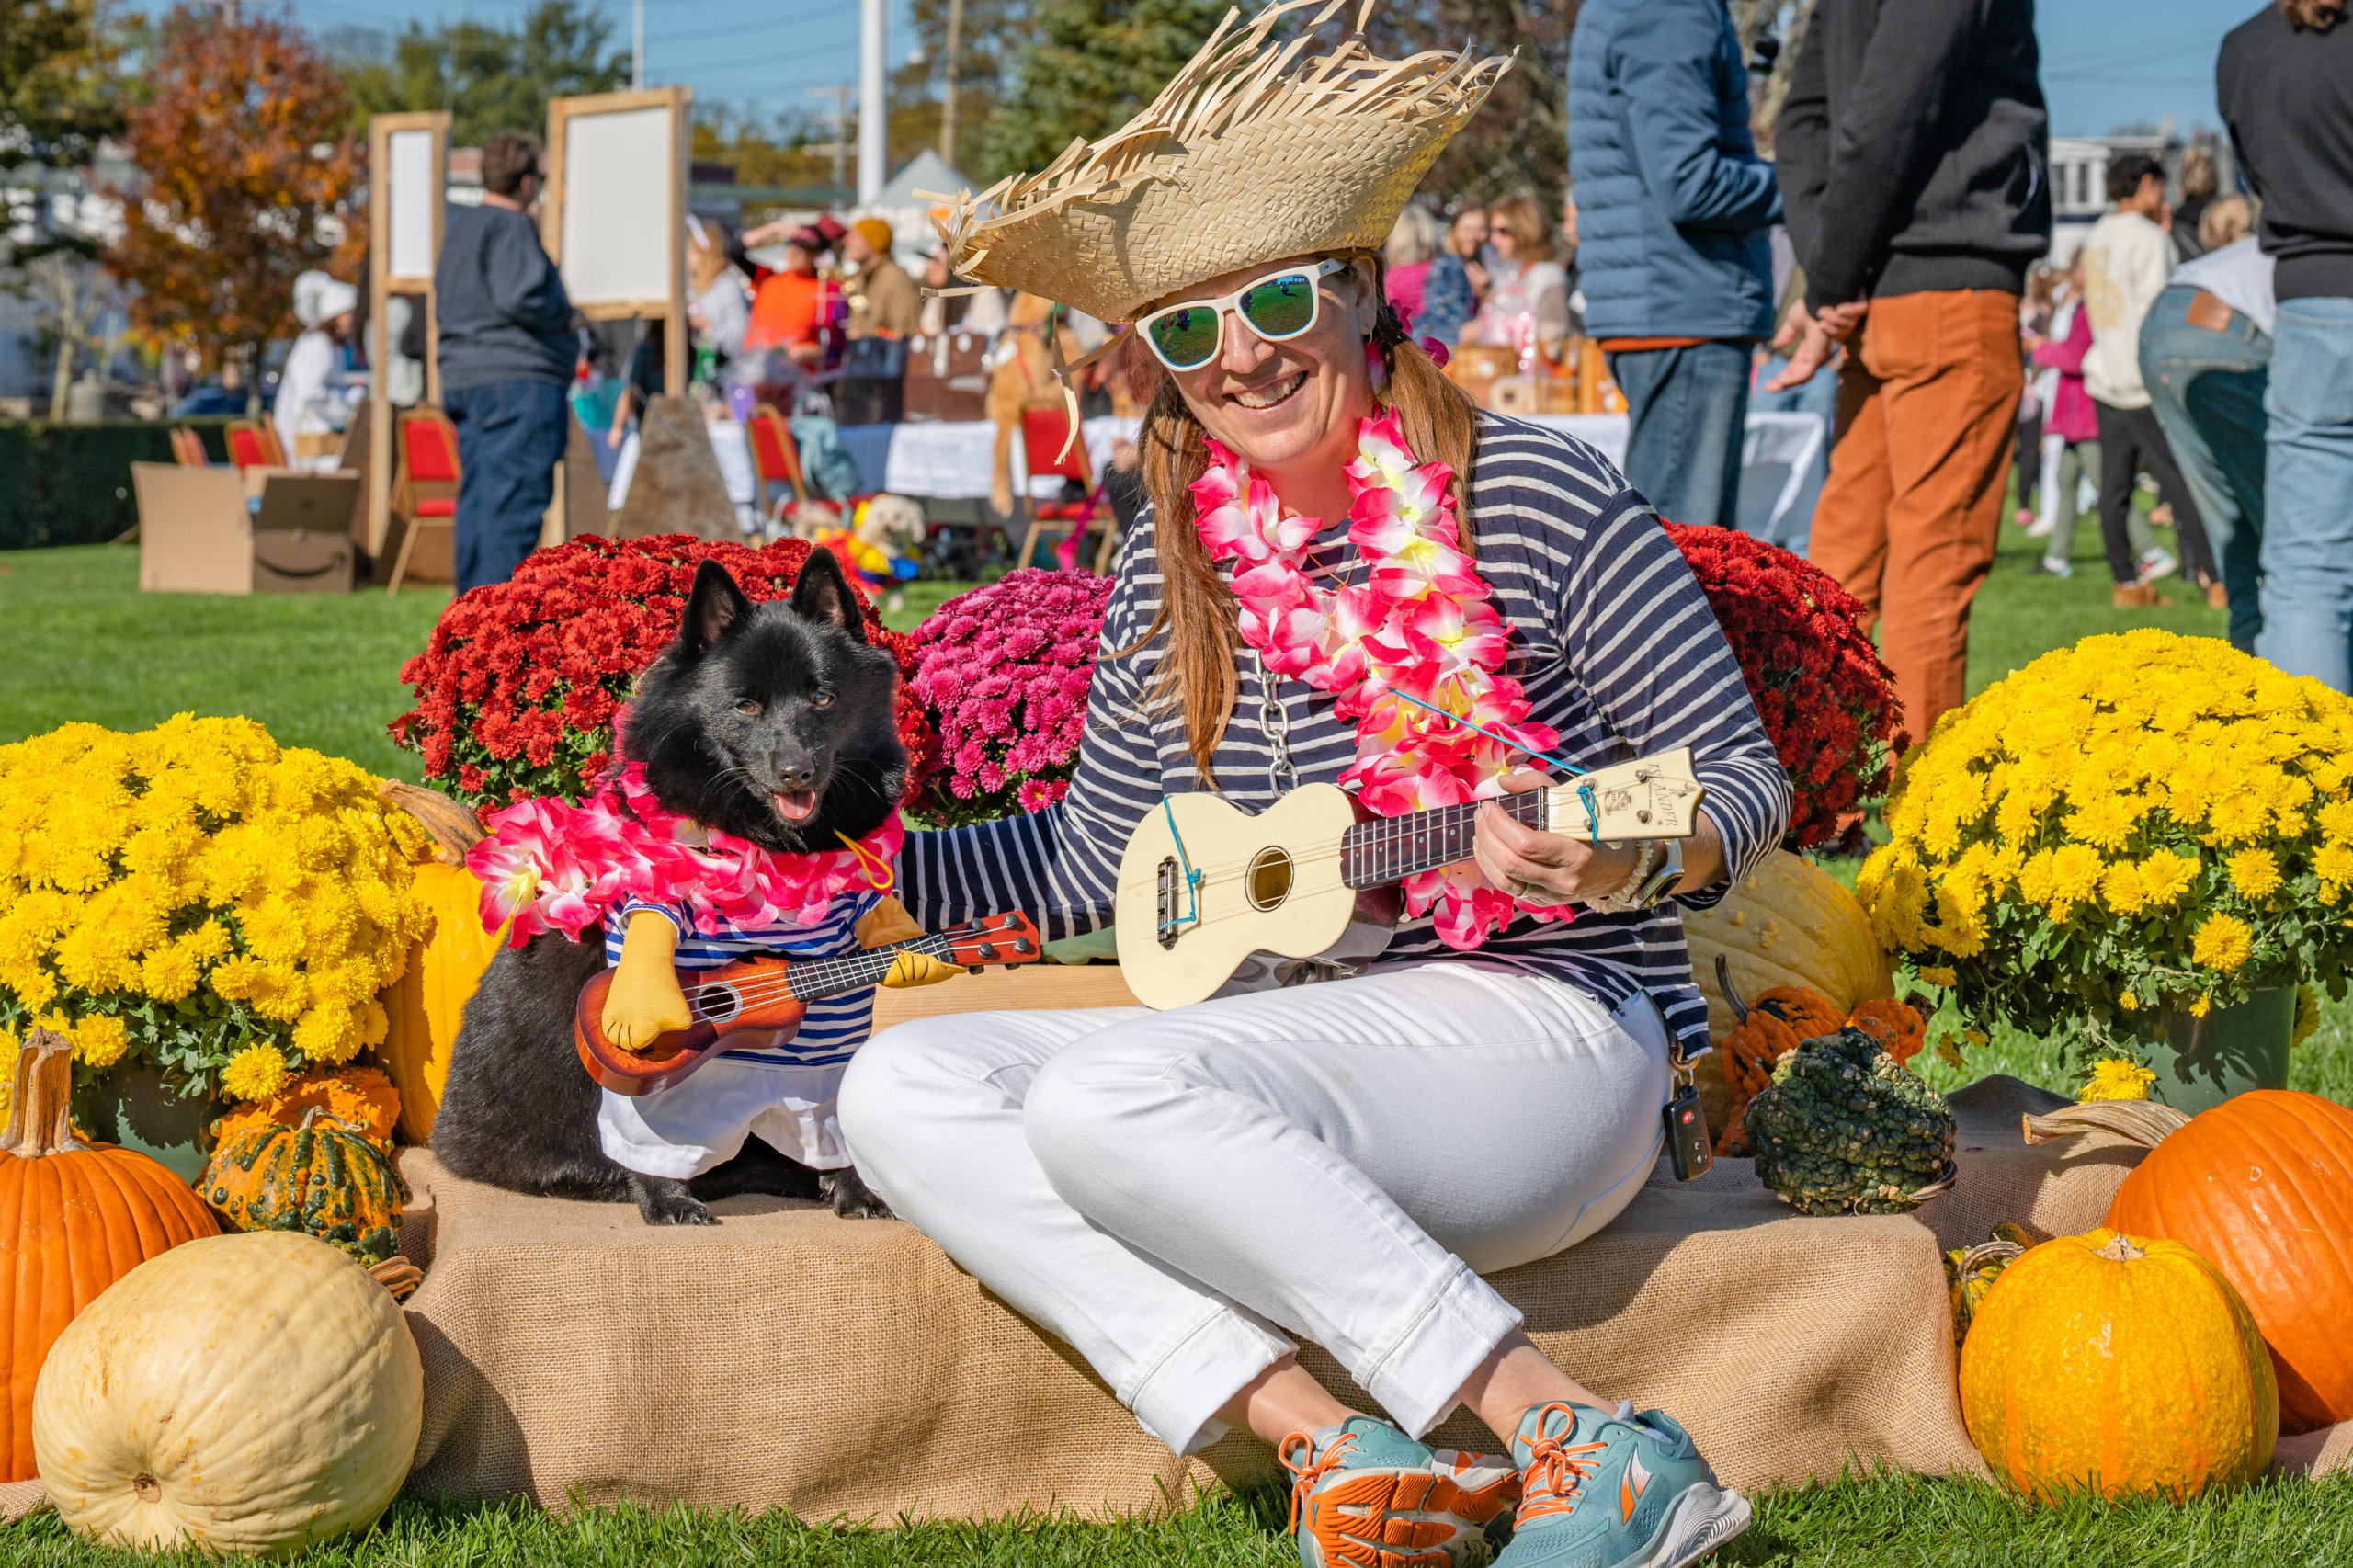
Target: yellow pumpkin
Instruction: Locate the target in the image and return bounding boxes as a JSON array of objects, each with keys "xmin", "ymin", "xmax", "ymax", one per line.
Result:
[
  {"xmin": 375, "ymin": 781, "xmax": 505, "ymax": 1143},
  {"xmin": 1684, "ymin": 848, "xmax": 1893, "ymax": 1132},
  {"xmin": 33, "ymin": 1231, "xmax": 422, "ymax": 1556},
  {"xmin": 1959, "ymin": 1228, "xmax": 2277, "ymax": 1502}
]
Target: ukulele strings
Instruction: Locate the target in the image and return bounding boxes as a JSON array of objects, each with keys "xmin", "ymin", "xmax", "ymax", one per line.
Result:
[
  {"xmin": 1109, "ymin": 795, "xmax": 1552, "ymax": 892},
  {"xmin": 665, "ymin": 932, "xmax": 961, "ymax": 1024}
]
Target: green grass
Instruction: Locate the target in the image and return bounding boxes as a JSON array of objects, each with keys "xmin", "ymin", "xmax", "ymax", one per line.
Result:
[
  {"xmin": 9, "ymin": 1472, "xmax": 2353, "ymax": 1565},
  {"xmin": 0, "ymin": 551, "xmax": 960, "ymax": 777},
  {"xmin": 2, "ymin": 506, "xmax": 2347, "ymax": 1563}
]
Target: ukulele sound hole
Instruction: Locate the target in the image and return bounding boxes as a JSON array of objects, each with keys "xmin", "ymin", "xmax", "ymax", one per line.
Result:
[
  {"xmin": 1246, "ymin": 847, "xmax": 1294, "ymax": 911},
  {"xmin": 694, "ymin": 983, "xmax": 740, "ymax": 1023}
]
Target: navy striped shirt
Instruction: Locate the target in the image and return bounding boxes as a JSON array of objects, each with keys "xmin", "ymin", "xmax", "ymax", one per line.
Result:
[
  {"xmin": 901, "ymin": 414, "xmax": 1791, "ymax": 1053},
  {"xmin": 602, "ymin": 889, "xmax": 883, "ymax": 1069}
]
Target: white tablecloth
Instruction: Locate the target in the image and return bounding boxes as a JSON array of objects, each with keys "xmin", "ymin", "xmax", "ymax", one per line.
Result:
[
  {"xmin": 876, "ymin": 411, "xmax": 1825, "ymax": 539},
  {"xmin": 884, "ymin": 416, "xmax": 1142, "ymax": 503}
]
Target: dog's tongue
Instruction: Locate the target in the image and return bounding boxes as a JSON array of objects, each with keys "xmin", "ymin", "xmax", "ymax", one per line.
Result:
[{"xmin": 773, "ymin": 789, "xmax": 818, "ymax": 824}]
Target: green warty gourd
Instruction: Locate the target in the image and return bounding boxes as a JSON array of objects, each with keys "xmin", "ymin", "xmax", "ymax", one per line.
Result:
[{"xmin": 1745, "ymin": 1027, "xmax": 1956, "ymax": 1215}]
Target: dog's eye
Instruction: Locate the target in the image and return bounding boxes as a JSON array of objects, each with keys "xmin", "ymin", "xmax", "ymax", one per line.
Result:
[
  {"xmin": 810, "ymin": 687, "xmax": 835, "ymax": 710},
  {"xmin": 733, "ymin": 699, "xmax": 761, "ymax": 718}
]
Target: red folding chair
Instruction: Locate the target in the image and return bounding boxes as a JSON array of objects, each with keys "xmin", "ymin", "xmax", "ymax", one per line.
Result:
[
  {"xmin": 224, "ymin": 419, "xmax": 285, "ymax": 471},
  {"xmin": 745, "ymin": 403, "xmax": 808, "ymax": 530},
  {"xmin": 389, "ymin": 409, "xmax": 460, "ymax": 594},
  {"xmin": 1017, "ymin": 403, "xmax": 1108, "ymax": 573}
]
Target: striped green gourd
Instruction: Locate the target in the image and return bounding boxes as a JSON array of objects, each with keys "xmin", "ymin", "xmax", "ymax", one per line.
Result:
[{"xmin": 200, "ymin": 1108, "xmax": 408, "ymax": 1266}]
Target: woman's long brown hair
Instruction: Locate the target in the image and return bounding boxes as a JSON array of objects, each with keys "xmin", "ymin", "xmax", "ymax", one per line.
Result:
[{"xmin": 1134, "ymin": 259, "xmax": 1480, "ymax": 781}]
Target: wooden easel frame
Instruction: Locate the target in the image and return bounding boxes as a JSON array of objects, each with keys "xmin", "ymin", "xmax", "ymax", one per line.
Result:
[
  {"xmin": 542, "ymin": 85, "xmax": 690, "ymax": 397},
  {"xmin": 366, "ymin": 111, "xmax": 449, "ymax": 560}
]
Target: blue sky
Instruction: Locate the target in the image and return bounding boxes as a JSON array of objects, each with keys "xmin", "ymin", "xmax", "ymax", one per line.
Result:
[{"xmin": 284, "ymin": 0, "xmax": 2249, "ymax": 141}]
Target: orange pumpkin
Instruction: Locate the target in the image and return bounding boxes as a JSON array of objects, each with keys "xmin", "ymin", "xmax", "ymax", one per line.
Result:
[
  {"xmin": 375, "ymin": 782, "xmax": 505, "ymax": 1144},
  {"xmin": 1960, "ymin": 1228, "xmax": 2276, "ymax": 1502},
  {"xmin": 0, "ymin": 1028, "xmax": 219, "ymax": 1481},
  {"xmin": 2102, "ymin": 1089, "xmax": 2353, "ymax": 1434}
]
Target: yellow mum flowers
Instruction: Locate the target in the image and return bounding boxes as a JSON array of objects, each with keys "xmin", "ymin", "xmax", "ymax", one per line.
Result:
[
  {"xmin": 0, "ymin": 717, "xmax": 435, "ymax": 1102},
  {"xmin": 1859, "ymin": 631, "xmax": 2353, "ymax": 1059}
]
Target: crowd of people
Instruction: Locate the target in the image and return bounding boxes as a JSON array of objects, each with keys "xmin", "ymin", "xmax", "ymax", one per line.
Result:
[{"xmin": 1534, "ymin": 0, "xmax": 2353, "ymax": 735}]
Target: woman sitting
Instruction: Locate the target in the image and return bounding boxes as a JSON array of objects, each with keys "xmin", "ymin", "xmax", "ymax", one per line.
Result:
[{"xmin": 842, "ymin": 9, "xmax": 1787, "ymax": 1568}]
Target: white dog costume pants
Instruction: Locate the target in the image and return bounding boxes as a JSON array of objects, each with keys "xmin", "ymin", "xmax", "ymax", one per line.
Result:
[{"xmin": 837, "ymin": 962, "xmax": 1670, "ymax": 1456}]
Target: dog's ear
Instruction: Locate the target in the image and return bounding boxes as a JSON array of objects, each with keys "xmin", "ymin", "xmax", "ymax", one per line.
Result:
[
  {"xmin": 679, "ymin": 559, "xmax": 755, "ymax": 655},
  {"xmin": 790, "ymin": 547, "xmax": 867, "ymax": 643}
]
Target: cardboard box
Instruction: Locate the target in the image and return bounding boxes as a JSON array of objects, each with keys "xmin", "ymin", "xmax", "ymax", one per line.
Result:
[
  {"xmin": 134, "ymin": 463, "xmax": 360, "ymax": 594},
  {"xmin": 1491, "ymin": 375, "xmax": 1581, "ymax": 416}
]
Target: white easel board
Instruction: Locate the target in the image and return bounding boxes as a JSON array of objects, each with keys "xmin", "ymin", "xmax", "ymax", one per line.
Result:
[{"xmin": 543, "ymin": 85, "xmax": 689, "ymax": 395}]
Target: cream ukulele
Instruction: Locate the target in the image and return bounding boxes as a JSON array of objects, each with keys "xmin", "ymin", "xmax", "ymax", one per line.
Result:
[
  {"xmin": 1113, "ymin": 752, "xmax": 1704, "ymax": 1010},
  {"xmin": 574, "ymin": 913, "xmax": 1044, "ymax": 1096}
]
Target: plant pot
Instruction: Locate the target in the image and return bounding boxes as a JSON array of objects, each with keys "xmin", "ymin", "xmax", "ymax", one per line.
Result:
[
  {"xmin": 72, "ymin": 1064, "xmax": 222, "ymax": 1183},
  {"xmin": 2136, "ymin": 986, "xmax": 2293, "ymax": 1115}
]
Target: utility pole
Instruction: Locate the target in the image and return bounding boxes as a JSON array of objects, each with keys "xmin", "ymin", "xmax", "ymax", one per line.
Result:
[
  {"xmin": 807, "ymin": 85, "xmax": 852, "ymax": 192},
  {"xmin": 940, "ymin": 0, "xmax": 964, "ymax": 169},
  {"xmin": 631, "ymin": 0, "xmax": 645, "ymax": 89},
  {"xmin": 858, "ymin": 0, "xmax": 886, "ymax": 204}
]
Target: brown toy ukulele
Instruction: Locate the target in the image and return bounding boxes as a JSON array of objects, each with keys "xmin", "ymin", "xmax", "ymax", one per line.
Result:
[{"xmin": 574, "ymin": 912, "xmax": 1044, "ymax": 1096}]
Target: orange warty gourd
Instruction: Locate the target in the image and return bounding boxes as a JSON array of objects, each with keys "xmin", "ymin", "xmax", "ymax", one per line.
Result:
[
  {"xmin": 2102, "ymin": 1088, "xmax": 2353, "ymax": 1434},
  {"xmin": 376, "ymin": 781, "xmax": 504, "ymax": 1144},
  {"xmin": 0, "ymin": 1028, "xmax": 219, "ymax": 1482},
  {"xmin": 1960, "ymin": 1228, "xmax": 2277, "ymax": 1502}
]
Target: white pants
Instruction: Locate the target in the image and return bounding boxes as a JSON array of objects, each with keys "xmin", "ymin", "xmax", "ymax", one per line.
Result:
[{"xmin": 837, "ymin": 963, "xmax": 1670, "ymax": 1456}]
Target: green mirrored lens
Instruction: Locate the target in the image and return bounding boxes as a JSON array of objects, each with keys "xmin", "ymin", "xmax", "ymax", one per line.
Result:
[
  {"xmin": 1148, "ymin": 305, "xmax": 1221, "ymax": 367},
  {"xmin": 1240, "ymin": 275, "xmax": 1317, "ymax": 339}
]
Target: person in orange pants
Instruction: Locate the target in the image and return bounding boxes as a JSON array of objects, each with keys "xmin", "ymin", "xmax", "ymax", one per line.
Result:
[
  {"xmin": 1802, "ymin": 292, "xmax": 2024, "ymax": 744},
  {"xmin": 1768, "ymin": 0, "xmax": 2049, "ymax": 745}
]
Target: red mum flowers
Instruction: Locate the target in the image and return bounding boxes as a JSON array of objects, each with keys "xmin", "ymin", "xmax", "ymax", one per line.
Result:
[
  {"xmin": 909, "ymin": 569, "xmax": 1114, "ymax": 826},
  {"xmin": 390, "ymin": 534, "xmax": 936, "ymax": 809},
  {"xmin": 1662, "ymin": 523, "xmax": 1905, "ymax": 853}
]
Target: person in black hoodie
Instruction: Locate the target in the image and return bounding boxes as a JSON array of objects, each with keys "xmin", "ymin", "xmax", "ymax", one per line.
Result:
[
  {"xmin": 1768, "ymin": 0, "xmax": 2049, "ymax": 745},
  {"xmin": 2221, "ymin": 0, "xmax": 2353, "ymax": 693}
]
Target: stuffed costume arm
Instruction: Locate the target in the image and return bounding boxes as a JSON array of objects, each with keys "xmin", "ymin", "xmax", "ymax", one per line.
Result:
[
  {"xmin": 856, "ymin": 895, "xmax": 960, "ymax": 987},
  {"xmin": 601, "ymin": 911, "xmax": 694, "ymax": 1050}
]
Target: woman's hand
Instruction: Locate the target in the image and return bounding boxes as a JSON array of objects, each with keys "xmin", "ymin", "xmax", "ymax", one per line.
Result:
[{"xmin": 1472, "ymin": 770, "xmax": 1642, "ymax": 906}]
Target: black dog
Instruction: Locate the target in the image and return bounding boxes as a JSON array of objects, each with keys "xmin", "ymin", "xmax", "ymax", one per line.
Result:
[{"xmin": 433, "ymin": 551, "xmax": 908, "ymax": 1226}]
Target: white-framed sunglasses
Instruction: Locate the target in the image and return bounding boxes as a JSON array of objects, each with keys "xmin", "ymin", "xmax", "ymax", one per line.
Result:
[{"xmin": 1134, "ymin": 258, "xmax": 1349, "ymax": 371}]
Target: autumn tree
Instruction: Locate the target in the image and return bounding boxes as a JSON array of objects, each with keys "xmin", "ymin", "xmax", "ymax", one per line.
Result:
[{"xmin": 108, "ymin": 6, "xmax": 365, "ymax": 386}]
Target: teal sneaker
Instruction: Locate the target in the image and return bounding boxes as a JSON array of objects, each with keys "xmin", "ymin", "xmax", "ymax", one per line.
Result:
[
  {"xmin": 1280, "ymin": 1415, "xmax": 1520, "ymax": 1568},
  {"xmin": 1491, "ymin": 1402, "xmax": 1749, "ymax": 1568}
]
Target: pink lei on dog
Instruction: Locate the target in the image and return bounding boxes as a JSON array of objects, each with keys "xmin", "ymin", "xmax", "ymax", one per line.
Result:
[
  {"xmin": 1190, "ymin": 408, "xmax": 1563, "ymax": 949},
  {"xmin": 468, "ymin": 761, "xmax": 903, "ymax": 946}
]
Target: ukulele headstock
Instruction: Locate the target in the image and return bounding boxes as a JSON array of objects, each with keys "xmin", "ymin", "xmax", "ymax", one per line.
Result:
[
  {"xmin": 1545, "ymin": 747, "xmax": 1705, "ymax": 842},
  {"xmin": 938, "ymin": 911, "xmax": 1044, "ymax": 968}
]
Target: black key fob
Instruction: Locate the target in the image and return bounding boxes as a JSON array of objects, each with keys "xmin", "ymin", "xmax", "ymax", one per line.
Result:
[{"xmin": 1665, "ymin": 1082, "xmax": 1711, "ymax": 1182}]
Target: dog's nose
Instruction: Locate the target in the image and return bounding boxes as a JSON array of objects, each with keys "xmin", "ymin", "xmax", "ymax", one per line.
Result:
[{"xmin": 775, "ymin": 765, "xmax": 816, "ymax": 790}]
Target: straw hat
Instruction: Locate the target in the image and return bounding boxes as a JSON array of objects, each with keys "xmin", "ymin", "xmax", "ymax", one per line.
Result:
[{"xmin": 930, "ymin": 0, "xmax": 1510, "ymax": 324}]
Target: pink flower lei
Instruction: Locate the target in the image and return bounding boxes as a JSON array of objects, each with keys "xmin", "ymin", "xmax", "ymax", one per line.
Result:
[
  {"xmin": 1191, "ymin": 408, "xmax": 1568, "ymax": 949},
  {"xmin": 467, "ymin": 759, "xmax": 904, "ymax": 947}
]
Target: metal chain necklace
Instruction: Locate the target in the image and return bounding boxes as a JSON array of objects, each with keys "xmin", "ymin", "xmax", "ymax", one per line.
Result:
[{"xmin": 1250, "ymin": 646, "xmax": 1299, "ymax": 795}]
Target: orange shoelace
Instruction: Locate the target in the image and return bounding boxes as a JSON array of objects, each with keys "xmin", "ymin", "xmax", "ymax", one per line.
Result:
[
  {"xmin": 1279, "ymin": 1427, "xmax": 1363, "ymax": 1534},
  {"xmin": 1515, "ymin": 1403, "xmax": 1609, "ymax": 1526}
]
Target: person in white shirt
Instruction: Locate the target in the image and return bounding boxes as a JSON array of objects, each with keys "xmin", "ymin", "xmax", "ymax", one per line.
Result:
[
  {"xmin": 275, "ymin": 271, "xmax": 359, "ymax": 472},
  {"xmin": 2139, "ymin": 200, "xmax": 2275, "ymax": 649},
  {"xmin": 2080, "ymin": 153, "xmax": 2219, "ymax": 606}
]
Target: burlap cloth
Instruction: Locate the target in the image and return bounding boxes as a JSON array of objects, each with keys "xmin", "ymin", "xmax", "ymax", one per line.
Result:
[{"xmin": 390, "ymin": 1074, "xmax": 2262, "ymax": 1517}]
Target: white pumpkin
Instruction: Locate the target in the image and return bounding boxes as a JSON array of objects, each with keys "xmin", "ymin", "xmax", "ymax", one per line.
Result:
[{"xmin": 32, "ymin": 1231, "xmax": 422, "ymax": 1559}]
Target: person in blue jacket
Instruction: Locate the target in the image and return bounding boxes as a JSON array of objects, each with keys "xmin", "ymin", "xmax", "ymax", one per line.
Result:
[{"xmin": 1568, "ymin": 0, "xmax": 1780, "ymax": 528}]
